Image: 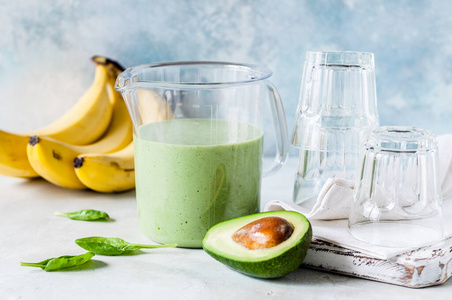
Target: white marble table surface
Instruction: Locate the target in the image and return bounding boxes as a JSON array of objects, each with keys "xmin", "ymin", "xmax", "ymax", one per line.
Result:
[{"xmin": 1, "ymin": 158, "xmax": 451, "ymax": 299}]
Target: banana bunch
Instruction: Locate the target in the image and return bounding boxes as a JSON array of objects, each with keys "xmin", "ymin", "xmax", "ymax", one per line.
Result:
[{"xmin": 0, "ymin": 56, "xmax": 135, "ymax": 193}]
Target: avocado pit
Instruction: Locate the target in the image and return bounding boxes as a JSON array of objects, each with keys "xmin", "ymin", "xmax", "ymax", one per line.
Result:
[{"xmin": 232, "ymin": 216, "xmax": 294, "ymax": 250}]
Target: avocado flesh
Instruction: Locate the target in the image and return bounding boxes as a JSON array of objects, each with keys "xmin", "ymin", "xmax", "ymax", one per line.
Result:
[{"xmin": 202, "ymin": 211, "xmax": 312, "ymax": 278}]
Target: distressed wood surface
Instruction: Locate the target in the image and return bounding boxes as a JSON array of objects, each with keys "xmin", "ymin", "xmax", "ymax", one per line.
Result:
[{"xmin": 303, "ymin": 237, "xmax": 452, "ymax": 288}]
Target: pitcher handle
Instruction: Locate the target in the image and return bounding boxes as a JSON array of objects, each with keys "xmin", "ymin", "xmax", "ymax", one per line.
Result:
[{"xmin": 263, "ymin": 81, "xmax": 289, "ymax": 177}]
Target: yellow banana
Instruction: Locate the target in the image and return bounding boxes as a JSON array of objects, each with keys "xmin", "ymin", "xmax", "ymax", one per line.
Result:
[
  {"xmin": 0, "ymin": 60, "xmax": 114, "ymax": 178},
  {"xmin": 136, "ymin": 88, "xmax": 175, "ymax": 124},
  {"xmin": 34, "ymin": 61, "xmax": 113, "ymax": 143},
  {"xmin": 72, "ymin": 86, "xmax": 177, "ymax": 192},
  {"xmin": 26, "ymin": 76, "xmax": 133, "ymax": 189},
  {"xmin": 74, "ymin": 142, "xmax": 135, "ymax": 193},
  {"xmin": 0, "ymin": 132, "xmax": 39, "ymax": 177}
]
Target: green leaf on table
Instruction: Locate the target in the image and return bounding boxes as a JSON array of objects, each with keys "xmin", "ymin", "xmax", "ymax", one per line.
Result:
[
  {"xmin": 21, "ymin": 252, "xmax": 95, "ymax": 271},
  {"xmin": 54, "ymin": 209, "xmax": 110, "ymax": 221},
  {"xmin": 75, "ymin": 237, "xmax": 177, "ymax": 256}
]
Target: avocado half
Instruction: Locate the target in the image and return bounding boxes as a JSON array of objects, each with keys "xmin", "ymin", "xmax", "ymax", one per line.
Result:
[{"xmin": 202, "ymin": 211, "xmax": 312, "ymax": 279}]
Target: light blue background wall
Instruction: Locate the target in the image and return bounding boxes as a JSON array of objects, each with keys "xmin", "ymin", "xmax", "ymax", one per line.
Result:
[{"xmin": 1, "ymin": 0, "xmax": 452, "ymax": 155}]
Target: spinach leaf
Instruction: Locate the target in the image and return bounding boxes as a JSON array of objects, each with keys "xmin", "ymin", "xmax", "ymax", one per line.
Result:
[
  {"xmin": 54, "ymin": 209, "xmax": 110, "ymax": 221},
  {"xmin": 75, "ymin": 237, "xmax": 177, "ymax": 256},
  {"xmin": 21, "ymin": 252, "xmax": 95, "ymax": 271}
]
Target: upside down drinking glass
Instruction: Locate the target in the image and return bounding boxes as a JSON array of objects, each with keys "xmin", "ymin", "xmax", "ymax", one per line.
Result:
[
  {"xmin": 292, "ymin": 51, "xmax": 379, "ymax": 204},
  {"xmin": 348, "ymin": 126, "xmax": 444, "ymax": 248}
]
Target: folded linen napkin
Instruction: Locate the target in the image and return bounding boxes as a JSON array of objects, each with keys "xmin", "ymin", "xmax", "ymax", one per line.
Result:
[{"xmin": 264, "ymin": 134, "xmax": 452, "ymax": 259}]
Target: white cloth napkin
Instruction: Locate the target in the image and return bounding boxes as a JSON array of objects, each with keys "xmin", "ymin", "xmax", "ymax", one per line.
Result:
[{"xmin": 264, "ymin": 134, "xmax": 452, "ymax": 259}]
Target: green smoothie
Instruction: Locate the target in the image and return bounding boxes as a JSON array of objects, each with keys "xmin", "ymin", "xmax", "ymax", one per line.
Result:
[{"xmin": 135, "ymin": 119, "xmax": 264, "ymax": 248}]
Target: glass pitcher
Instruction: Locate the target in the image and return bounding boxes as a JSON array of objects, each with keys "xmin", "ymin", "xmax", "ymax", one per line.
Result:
[{"xmin": 115, "ymin": 62, "xmax": 288, "ymax": 248}]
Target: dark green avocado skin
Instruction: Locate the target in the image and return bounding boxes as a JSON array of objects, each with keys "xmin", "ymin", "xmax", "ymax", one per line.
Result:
[{"xmin": 204, "ymin": 223, "xmax": 312, "ymax": 279}]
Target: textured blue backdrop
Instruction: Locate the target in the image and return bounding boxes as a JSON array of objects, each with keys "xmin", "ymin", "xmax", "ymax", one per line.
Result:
[{"xmin": 1, "ymin": 0, "xmax": 451, "ymax": 155}]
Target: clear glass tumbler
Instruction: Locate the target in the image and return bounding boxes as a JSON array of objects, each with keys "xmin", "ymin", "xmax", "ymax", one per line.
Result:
[
  {"xmin": 348, "ymin": 126, "xmax": 444, "ymax": 248},
  {"xmin": 292, "ymin": 51, "xmax": 379, "ymax": 204}
]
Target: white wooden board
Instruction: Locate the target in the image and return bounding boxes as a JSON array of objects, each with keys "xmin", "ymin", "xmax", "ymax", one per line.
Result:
[{"xmin": 303, "ymin": 237, "xmax": 452, "ymax": 288}]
